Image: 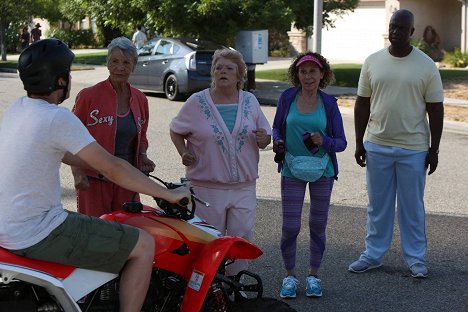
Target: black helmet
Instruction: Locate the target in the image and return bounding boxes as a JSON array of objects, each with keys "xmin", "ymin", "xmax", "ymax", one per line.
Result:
[{"xmin": 18, "ymin": 39, "xmax": 75, "ymax": 94}]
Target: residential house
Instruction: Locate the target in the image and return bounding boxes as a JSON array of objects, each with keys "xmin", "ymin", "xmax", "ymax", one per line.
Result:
[{"xmin": 289, "ymin": 0, "xmax": 466, "ymax": 63}]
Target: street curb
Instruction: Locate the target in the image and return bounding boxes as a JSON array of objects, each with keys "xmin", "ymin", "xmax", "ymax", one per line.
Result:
[
  {"xmin": 254, "ymin": 95, "xmax": 277, "ymax": 106},
  {"xmin": 0, "ymin": 68, "xmax": 17, "ymax": 73}
]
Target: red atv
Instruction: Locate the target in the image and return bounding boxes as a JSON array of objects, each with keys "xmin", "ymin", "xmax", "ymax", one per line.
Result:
[{"xmin": 0, "ymin": 176, "xmax": 295, "ymax": 312}]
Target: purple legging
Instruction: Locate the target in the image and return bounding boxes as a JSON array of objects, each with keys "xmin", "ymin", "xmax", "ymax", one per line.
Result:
[{"xmin": 280, "ymin": 176, "xmax": 334, "ymax": 271}]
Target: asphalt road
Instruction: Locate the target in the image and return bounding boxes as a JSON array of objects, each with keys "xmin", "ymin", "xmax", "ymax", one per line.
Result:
[{"xmin": 0, "ymin": 66, "xmax": 467, "ymax": 312}]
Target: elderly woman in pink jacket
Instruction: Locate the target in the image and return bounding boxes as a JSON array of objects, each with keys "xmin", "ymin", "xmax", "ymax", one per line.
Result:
[
  {"xmin": 170, "ymin": 48, "xmax": 271, "ymax": 277},
  {"xmin": 72, "ymin": 37, "xmax": 155, "ymax": 217}
]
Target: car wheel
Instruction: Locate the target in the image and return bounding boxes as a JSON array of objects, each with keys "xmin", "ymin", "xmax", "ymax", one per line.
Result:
[{"xmin": 164, "ymin": 74, "xmax": 181, "ymax": 101}]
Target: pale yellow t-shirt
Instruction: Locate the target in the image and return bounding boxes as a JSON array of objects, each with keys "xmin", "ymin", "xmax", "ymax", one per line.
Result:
[{"xmin": 357, "ymin": 47, "xmax": 444, "ymax": 150}]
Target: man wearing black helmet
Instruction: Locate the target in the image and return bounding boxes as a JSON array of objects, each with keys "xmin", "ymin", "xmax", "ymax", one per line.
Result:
[{"xmin": 0, "ymin": 39, "xmax": 191, "ymax": 312}]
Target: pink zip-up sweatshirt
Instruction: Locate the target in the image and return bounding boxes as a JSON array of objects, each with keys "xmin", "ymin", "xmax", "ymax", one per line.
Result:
[{"xmin": 170, "ymin": 89, "xmax": 272, "ymax": 189}]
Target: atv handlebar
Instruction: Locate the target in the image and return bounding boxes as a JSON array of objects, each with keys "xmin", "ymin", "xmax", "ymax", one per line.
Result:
[
  {"xmin": 178, "ymin": 197, "xmax": 189, "ymax": 206},
  {"xmin": 147, "ymin": 175, "xmax": 202, "ymax": 221}
]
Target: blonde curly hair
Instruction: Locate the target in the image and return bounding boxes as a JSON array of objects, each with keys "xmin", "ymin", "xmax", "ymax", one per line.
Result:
[{"xmin": 210, "ymin": 48, "xmax": 247, "ymax": 90}]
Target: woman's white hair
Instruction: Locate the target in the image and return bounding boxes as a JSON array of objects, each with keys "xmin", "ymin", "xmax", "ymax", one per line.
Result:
[{"xmin": 106, "ymin": 36, "xmax": 138, "ymax": 66}]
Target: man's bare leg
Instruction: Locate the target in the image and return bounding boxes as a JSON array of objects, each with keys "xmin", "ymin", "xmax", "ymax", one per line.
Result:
[{"xmin": 119, "ymin": 229, "xmax": 155, "ymax": 312}]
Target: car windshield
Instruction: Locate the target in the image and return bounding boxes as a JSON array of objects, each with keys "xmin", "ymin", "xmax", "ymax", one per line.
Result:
[
  {"xmin": 138, "ymin": 40, "xmax": 157, "ymax": 56},
  {"xmin": 181, "ymin": 39, "xmax": 226, "ymax": 51}
]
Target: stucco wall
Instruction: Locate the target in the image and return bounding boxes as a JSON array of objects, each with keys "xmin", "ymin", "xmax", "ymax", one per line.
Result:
[
  {"xmin": 288, "ymin": 0, "xmax": 462, "ymax": 61},
  {"xmin": 319, "ymin": 4, "xmax": 386, "ymax": 63},
  {"xmin": 287, "ymin": 25, "xmax": 307, "ymax": 55},
  {"xmin": 400, "ymin": 0, "xmax": 461, "ymax": 51}
]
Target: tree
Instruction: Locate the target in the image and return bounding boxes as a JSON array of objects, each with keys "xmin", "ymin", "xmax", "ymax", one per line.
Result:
[
  {"xmin": 61, "ymin": 0, "xmax": 358, "ymax": 47},
  {"xmin": 139, "ymin": 0, "xmax": 359, "ymax": 44},
  {"xmin": 0, "ymin": 0, "xmax": 65, "ymax": 61},
  {"xmin": 6, "ymin": 0, "xmax": 357, "ymax": 55},
  {"xmin": 291, "ymin": 0, "xmax": 360, "ymax": 34},
  {"xmin": 0, "ymin": 0, "xmax": 35, "ymax": 60},
  {"xmin": 138, "ymin": 0, "xmax": 292, "ymax": 46},
  {"xmin": 59, "ymin": 0, "xmax": 146, "ymax": 46}
]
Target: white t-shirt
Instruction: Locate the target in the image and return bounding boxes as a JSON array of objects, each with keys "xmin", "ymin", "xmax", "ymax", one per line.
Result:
[
  {"xmin": 132, "ymin": 30, "xmax": 147, "ymax": 49},
  {"xmin": 357, "ymin": 47, "xmax": 444, "ymax": 150},
  {"xmin": 0, "ymin": 97, "xmax": 95, "ymax": 250}
]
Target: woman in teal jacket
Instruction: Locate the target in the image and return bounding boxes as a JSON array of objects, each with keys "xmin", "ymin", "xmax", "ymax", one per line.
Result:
[{"xmin": 272, "ymin": 52, "xmax": 347, "ymax": 299}]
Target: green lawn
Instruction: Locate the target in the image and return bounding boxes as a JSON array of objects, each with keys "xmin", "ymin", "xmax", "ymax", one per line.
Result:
[
  {"xmin": 0, "ymin": 61, "xmax": 17, "ymax": 69},
  {"xmin": 73, "ymin": 52, "xmax": 107, "ymax": 65},
  {"xmin": 256, "ymin": 64, "xmax": 468, "ymax": 87}
]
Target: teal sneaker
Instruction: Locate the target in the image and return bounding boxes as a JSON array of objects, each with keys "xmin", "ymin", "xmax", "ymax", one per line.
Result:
[
  {"xmin": 305, "ymin": 275, "xmax": 322, "ymax": 297},
  {"xmin": 279, "ymin": 276, "xmax": 299, "ymax": 298}
]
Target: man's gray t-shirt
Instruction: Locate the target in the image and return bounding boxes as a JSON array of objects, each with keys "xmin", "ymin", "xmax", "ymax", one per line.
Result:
[{"xmin": 0, "ymin": 97, "xmax": 95, "ymax": 250}]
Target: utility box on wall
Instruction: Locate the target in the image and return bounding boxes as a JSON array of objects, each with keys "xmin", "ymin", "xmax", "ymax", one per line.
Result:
[{"xmin": 235, "ymin": 30, "xmax": 268, "ymax": 64}]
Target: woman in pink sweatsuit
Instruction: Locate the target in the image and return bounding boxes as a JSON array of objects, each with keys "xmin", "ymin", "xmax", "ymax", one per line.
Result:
[
  {"xmin": 72, "ymin": 37, "xmax": 155, "ymax": 217},
  {"xmin": 170, "ymin": 49, "xmax": 271, "ymax": 276}
]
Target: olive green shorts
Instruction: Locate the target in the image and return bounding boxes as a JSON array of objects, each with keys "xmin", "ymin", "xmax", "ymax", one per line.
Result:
[{"xmin": 11, "ymin": 212, "xmax": 139, "ymax": 274}]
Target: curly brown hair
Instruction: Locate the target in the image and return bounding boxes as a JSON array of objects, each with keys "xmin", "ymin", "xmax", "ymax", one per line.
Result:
[{"xmin": 287, "ymin": 51, "xmax": 335, "ymax": 89}]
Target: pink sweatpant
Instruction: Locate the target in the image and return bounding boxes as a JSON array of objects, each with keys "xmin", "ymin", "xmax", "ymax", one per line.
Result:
[{"xmin": 191, "ymin": 184, "xmax": 256, "ymax": 276}]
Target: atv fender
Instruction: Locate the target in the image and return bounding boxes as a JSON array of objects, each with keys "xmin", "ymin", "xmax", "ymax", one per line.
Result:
[{"xmin": 180, "ymin": 236, "xmax": 262, "ymax": 312}]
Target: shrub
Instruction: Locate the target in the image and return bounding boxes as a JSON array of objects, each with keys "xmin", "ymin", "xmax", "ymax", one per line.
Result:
[
  {"xmin": 411, "ymin": 38, "xmax": 444, "ymax": 62},
  {"xmin": 270, "ymin": 50, "xmax": 290, "ymax": 57},
  {"xmin": 46, "ymin": 27, "xmax": 98, "ymax": 49},
  {"xmin": 443, "ymin": 49, "xmax": 468, "ymax": 68},
  {"xmin": 269, "ymin": 30, "xmax": 291, "ymax": 57},
  {"xmin": 411, "ymin": 38, "xmax": 431, "ymax": 55}
]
